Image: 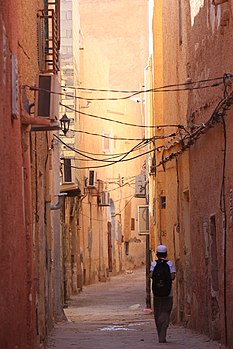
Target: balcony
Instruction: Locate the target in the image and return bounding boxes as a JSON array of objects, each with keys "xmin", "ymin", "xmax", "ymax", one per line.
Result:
[{"xmin": 37, "ymin": 3, "xmax": 60, "ymax": 74}]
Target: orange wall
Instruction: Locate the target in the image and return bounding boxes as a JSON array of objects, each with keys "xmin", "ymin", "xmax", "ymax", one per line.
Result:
[
  {"xmin": 78, "ymin": 0, "xmax": 149, "ymax": 278},
  {"xmin": 152, "ymin": 0, "xmax": 233, "ymax": 346}
]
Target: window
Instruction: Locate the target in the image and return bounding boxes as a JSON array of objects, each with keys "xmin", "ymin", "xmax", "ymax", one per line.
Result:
[
  {"xmin": 160, "ymin": 196, "xmax": 166, "ymax": 209},
  {"xmin": 131, "ymin": 218, "xmax": 135, "ymax": 231},
  {"xmin": 63, "ymin": 158, "xmax": 74, "ymax": 182},
  {"xmin": 125, "ymin": 241, "xmax": 129, "ymax": 256},
  {"xmin": 102, "ymin": 132, "xmax": 111, "ymax": 153}
]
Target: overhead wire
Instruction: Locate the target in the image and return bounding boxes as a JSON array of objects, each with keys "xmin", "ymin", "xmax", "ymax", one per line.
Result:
[
  {"xmin": 156, "ymin": 89, "xmax": 233, "ymax": 168},
  {"xmin": 56, "ymin": 96, "xmax": 232, "ymax": 169},
  {"xmin": 54, "ymin": 74, "xmax": 233, "ymax": 170},
  {"xmin": 105, "ymin": 179, "xmax": 136, "ymax": 193},
  {"xmin": 61, "ymin": 75, "xmax": 228, "ymax": 94},
  {"xmin": 115, "ymin": 195, "xmax": 135, "ymax": 215},
  {"xmin": 77, "ymin": 175, "xmax": 136, "ymax": 191},
  {"xmin": 66, "ymin": 131, "xmax": 178, "ymax": 152},
  {"xmin": 56, "ymin": 131, "xmax": 179, "ymax": 160},
  {"xmin": 72, "ymin": 128, "xmax": 143, "ymax": 141},
  {"xmin": 27, "ymin": 74, "xmax": 229, "ymax": 101},
  {"xmin": 79, "ymin": 194, "xmax": 135, "ymax": 221},
  {"xmin": 24, "ymin": 75, "xmax": 231, "ymax": 131},
  {"xmin": 60, "ymin": 102, "xmax": 185, "ymax": 129},
  {"xmin": 56, "ymin": 134, "xmax": 154, "ymax": 160},
  {"xmin": 56, "ymin": 132, "xmax": 179, "ymax": 166},
  {"xmin": 81, "ymin": 193, "xmax": 134, "ymax": 206},
  {"xmin": 59, "ymin": 143, "xmax": 165, "ymax": 169},
  {"xmin": 55, "ymin": 133, "xmax": 150, "ymax": 165},
  {"xmin": 61, "ymin": 81, "xmax": 223, "ymax": 101}
]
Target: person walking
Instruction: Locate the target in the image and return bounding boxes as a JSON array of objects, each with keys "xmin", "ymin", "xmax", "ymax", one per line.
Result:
[{"xmin": 150, "ymin": 244, "xmax": 176, "ymax": 343}]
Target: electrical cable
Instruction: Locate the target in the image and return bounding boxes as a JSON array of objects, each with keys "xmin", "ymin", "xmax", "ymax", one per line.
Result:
[
  {"xmin": 115, "ymin": 195, "xmax": 134, "ymax": 216},
  {"xmin": 27, "ymin": 75, "xmax": 228, "ymax": 101},
  {"xmin": 33, "ymin": 80, "xmax": 223, "ymax": 102},
  {"xmin": 59, "ymin": 143, "xmax": 165, "ymax": 169},
  {"xmin": 105, "ymin": 179, "xmax": 135, "ymax": 193},
  {"xmin": 157, "ymin": 91, "xmax": 233, "ymax": 168},
  {"xmin": 61, "ymin": 75, "xmax": 228, "ymax": 94},
  {"xmin": 57, "ymin": 129, "xmax": 184, "ymax": 169},
  {"xmin": 60, "ymin": 102, "xmax": 184, "ymax": 129},
  {"xmin": 80, "ymin": 194, "xmax": 135, "ymax": 221},
  {"xmin": 58, "ymin": 77, "xmax": 233, "ymax": 169},
  {"xmin": 56, "ymin": 134, "xmax": 154, "ymax": 161},
  {"xmin": 81, "ymin": 193, "xmax": 134, "ymax": 205},
  {"xmin": 61, "ymin": 132, "xmax": 177, "ymax": 158},
  {"xmin": 77, "ymin": 175, "xmax": 136, "ymax": 190},
  {"xmin": 63, "ymin": 81, "xmax": 223, "ymax": 101},
  {"xmin": 72, "ymin": 128, "xmax": 144, "ymax": 141},
  {"xmin": 56, "ymin": 132, "xmax": 178, "ymax": 161},
  {"xmin": 55, "ymin": 133, "xmax": 150, "ymax": 164}
]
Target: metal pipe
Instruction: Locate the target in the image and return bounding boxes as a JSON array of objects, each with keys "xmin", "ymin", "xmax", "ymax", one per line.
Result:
[{"xmin": 50, "ymin": 193, "xmax": 67, "ymax": 210}]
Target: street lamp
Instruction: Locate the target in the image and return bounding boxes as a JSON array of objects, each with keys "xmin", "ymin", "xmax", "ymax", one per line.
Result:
[{"xmin": 60, "ymin": 113, "xmax": 70, "ymax": 136}]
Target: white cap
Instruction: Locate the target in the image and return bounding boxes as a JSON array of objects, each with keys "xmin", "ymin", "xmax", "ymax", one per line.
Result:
[{"xmin": 156, "ymin": 244, "xmax": 167, "ymax": 253}]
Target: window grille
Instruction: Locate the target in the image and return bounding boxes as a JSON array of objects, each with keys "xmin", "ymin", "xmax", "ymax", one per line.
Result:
[{"xmin": 37, "ymin": 1, "xmax": 60, "ymax": 73}]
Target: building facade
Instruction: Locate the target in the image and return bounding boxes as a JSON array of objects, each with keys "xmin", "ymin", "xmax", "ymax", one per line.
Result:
[
  {"xmin": 0, "ymin": 0, "xmax": 63, "ymax": 347},
  {"xmin": 77, "ymin": 0, "xmax": 149, "ymax": 281},
  {"xmin": 57, "ymin": 0, "xmax": 149, "ymax": 298},
  {"xmin": 150, "ymin": 0, "xmax": 233, "ymax": 347}
]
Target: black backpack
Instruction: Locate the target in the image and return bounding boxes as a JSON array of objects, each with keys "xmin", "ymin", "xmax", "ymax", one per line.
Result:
[{"xmin": 152, "ymin": 259, "xmax": 172, "ymax": 297}]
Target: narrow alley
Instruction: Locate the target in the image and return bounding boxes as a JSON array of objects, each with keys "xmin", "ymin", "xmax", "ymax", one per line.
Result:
[
  {"xmin": 2, "ymin": 1, "xmax": 233, "ymax": 348},
  {"xmin": 47, "ymin": 267, "xmax": 220, "ymax": 349}
]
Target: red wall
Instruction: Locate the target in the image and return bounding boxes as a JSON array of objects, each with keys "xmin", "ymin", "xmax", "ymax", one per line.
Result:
[
  {"xmin": 187, "ymin": 3, "xmax": 233, "ymax": 346},
  {"xmin": 0, "ymin": 1, "xmax": 36, "ymax": 348}
]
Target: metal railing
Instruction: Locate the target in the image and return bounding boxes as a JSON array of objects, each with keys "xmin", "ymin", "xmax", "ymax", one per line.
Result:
[{"xmin": 37, "ymin": 4, "xmax": 60, "ymax": 74}]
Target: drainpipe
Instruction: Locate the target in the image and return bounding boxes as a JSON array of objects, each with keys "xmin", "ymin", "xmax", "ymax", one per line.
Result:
[
  {"xmin": 144, "ymin": 55, "xmax": 153, "ymax": 310},
  {"xmin": 50, "ymin": 193, "xmax": 67, "ymax": 210},
  {"xmin": 21, "ymin": 124, "xmax": 37, "ymax": 348}
]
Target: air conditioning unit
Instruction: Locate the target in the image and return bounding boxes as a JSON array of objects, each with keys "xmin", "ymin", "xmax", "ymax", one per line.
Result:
[
  {"xmin": 135, "ymin": 174, "xmax": 146, "ymax": 198},
  {"xmin": 138, "ymin": 205, "xmax": 149, "ymax": 235},
  {"xmin": 34, "ymin": 74, "xmax": 60, "ymax": 120},
  {"xmin": 87, "ymin": 170, "xmax": 97, "ymax": 187},
  {"xmin": 98, "ymin": 191, "xmax": 110, "ymax": 206}
]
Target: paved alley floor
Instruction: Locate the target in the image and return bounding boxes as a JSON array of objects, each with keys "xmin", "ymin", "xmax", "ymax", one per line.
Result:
[{"xmin": 47, "ymin": 267, "xmax": 221, "ymax": 349}]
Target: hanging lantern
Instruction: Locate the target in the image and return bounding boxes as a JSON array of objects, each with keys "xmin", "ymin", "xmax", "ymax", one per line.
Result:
[{"xmin": 60, "ymin": 113, "xmax": 70, "ymax": 136}]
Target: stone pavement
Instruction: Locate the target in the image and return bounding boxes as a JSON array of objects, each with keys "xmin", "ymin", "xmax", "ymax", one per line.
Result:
[{"xmin": 46, "ymin": 267, "xmax": 221, "ymax": 349}]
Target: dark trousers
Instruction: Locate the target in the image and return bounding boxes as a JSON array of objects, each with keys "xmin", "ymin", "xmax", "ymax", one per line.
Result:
[{"xmin": 153, "ymin": 296, "xmax": 173, "ymax": 342}]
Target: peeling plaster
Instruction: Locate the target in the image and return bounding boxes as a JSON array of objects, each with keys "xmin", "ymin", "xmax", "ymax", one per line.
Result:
[
  {"xmin": 210, "ymin": 2, "xmax": 221, "ymax": 32},
  {"xmin": 190, "ymin": 0, "xmax": 204, "ymax": 26},
  {"xmin": 191, "ymin": 1, "xmax": 222, "ymax": 32},
  {"xmin": 210, "ymin": 3, "xmax": 215, "ymax": 32}
]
